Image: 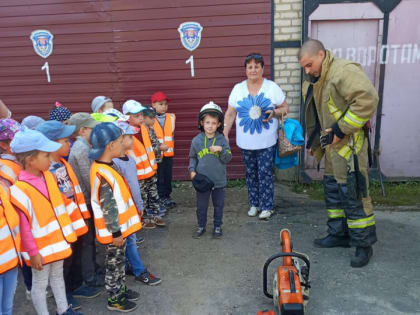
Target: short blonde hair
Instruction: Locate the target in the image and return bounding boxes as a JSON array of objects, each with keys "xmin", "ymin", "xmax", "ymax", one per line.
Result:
[{"xmin": 15, "ymin": 150, "xmax": 39, "ymax": 169}]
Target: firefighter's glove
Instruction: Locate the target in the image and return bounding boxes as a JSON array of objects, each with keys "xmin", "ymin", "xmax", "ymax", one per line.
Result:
[{"xmin": 320, "ymin": 132, "xmax": 334, "ymax": 149}]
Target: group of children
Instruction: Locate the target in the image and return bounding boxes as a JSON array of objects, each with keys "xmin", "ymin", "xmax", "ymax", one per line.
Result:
[{"xmin": 0, "ymin": 91, "xmax": 231, "ymax": 314}]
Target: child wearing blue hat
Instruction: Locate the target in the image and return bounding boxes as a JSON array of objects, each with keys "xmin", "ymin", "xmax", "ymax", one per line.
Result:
[
  {"xmin": 89, "ymin": 122, "xmax": 141, "ymax": 312},
  {"xmin": 112, "ymin": 121, "xmax": 162, "ymax": 286},
  {"xmin": 37, "ymin": 120, "xmax": 101, "ymax": 309},
  {"xmin": 9, "ymin": 126, "xmax": 84, "ymax": 315}
]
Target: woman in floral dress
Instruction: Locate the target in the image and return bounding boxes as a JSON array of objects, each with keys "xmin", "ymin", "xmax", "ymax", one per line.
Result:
[{"xmin": 224, "ymin": 53, "xmax": 289, "ymax": 219}]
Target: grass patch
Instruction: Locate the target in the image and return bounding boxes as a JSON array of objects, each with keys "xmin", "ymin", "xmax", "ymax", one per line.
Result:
[
  {"xmin": 292, "ymin": 181, "xmax": 420, "ymax": 207},
  {"xmin": 226, "ymin": 178, "xmax": 246, "ymax": 188},
  {"xmin": 292, "ymin": 182, "xmax": 324, "ymax": 201}
]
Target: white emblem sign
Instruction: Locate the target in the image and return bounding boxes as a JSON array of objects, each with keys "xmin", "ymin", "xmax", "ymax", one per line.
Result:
[
  {"xmin": 178, "ymin": 22, "xmax": 203, "ymax": 52},
  {"xmin": 30, "ymin": 30, "xmax": 54, "ymax": 59}
]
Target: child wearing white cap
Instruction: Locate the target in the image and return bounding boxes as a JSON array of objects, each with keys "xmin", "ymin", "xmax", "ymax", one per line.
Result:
[{"xmin": 9, "ymin": 126, "xmax": 84, "ymax": 315}]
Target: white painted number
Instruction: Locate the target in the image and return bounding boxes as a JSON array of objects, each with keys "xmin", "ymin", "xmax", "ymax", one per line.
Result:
[
  {"xmin": 186, "ymin": 55, "xmax": 195, "ymax": 77},
  {"xmin": 41, "ymin": 61, "xmax": 51, "ymax": 83}
]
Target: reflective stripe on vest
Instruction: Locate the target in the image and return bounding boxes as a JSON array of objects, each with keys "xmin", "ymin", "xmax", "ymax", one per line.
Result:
[
  {"xmin": 327, "ymin": 94, "xmax": 365, "ymax": 160},
  {"xmin": 0, "ymin": 184, "xmax": 21, "ymax": 274},
  {"xmin": 64, "ymin": 199, "xmax": 88, "ymax": 237},
  {"xmin": 0, "ymin": 159, "xmax": 21, "ymax": 186},
  {"xmin": 59, "ymin": 158, "xmax": 91, "ymax": 220},
  {"xmin": 140, "ymin": 125, "xmax": 157, "ymax": 170},
  {"xmin": 128, "ymin": 137, "xmax": 156, "ymax": 180},
  {"xmin": 10, "ymin": 172, "xmax": 75, "ymax": 266},
  {"xmin": 153, "ymin": 113, "xmax": 175, "ymax": 157},
  {"xmin": 90, "ymin": 162, "xmax": 142, "ymax": 244}
]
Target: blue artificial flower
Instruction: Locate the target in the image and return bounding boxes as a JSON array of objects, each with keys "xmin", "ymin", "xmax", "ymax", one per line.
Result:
[{"xmin": 236, "ymin": 93, "xmax": 273, "ymax": 134}]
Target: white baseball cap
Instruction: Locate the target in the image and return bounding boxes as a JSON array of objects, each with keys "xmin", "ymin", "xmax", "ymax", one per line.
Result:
[{"xmin": 122, "ymin": 100, "xmax": 146, "ymax": 115}]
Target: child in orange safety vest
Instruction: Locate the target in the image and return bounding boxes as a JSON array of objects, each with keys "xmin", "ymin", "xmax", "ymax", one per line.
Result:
[
  {"xmin": 37, "ymin": 120, "xmax": 101, "ymax": 307},
  {"xmin": 9, "ymin": 126, "xmax": 84, "ymax": 315},
  {"xmin": 122, "ymin": 100, "xmax": 165, "ymax": 228},
  {"xmin": 151, "ymin": 91, "xmax": 177, "ymax": 208},
  {"xmin": 89, "ymin": 122, "xmax": 141, "ymax": 312},
  {"xmin": 0, "ymin": 119, "xmax": 22, "ymax": 187},
  {"xmin": 0, "ymin": 181, "xmax": 21, "ymax": 315}
]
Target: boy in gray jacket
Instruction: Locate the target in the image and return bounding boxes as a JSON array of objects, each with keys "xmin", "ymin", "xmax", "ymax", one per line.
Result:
[{"xmin": 189, "ymin": 102, "xmax": 232, "ymax": 238}]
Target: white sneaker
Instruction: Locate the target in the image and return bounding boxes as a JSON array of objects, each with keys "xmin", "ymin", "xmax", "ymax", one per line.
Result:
[
  {"xmin": 26, "ymin": 289, "xmax": 31, "ymax": 301},
  {"xmin": 259, "ymin": 210, "xmax": 272, "ymax": 219},
  {"xmin": 248, "ymin": 206, "xmax": 259, "ymax": 217}
]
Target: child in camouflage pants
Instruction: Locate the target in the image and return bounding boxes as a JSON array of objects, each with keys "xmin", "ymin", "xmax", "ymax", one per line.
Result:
[
  {"xmin": 89, "ymin": 122, "xmax": 141, "ymax": 312},
  {"xmin": 140, "ymin": 107, "xmax": 166, "ymax": 227}
]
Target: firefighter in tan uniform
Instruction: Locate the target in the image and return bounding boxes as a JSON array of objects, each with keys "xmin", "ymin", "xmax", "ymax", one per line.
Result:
[{"xmin": 298, "ymin": 39, "xmax": 378, "ymax": 267}]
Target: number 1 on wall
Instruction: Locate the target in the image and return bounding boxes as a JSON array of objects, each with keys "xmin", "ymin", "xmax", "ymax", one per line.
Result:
[
  {"xmin": 42, "ymin": 61, "xmax": 51, "ymax": 83},
  {"xmin": 186, "ymin": 55, "xmax": 195, "ymax": 77}
]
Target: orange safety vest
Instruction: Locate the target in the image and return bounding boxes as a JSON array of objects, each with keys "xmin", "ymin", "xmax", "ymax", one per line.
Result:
[
  {"xmin": 59, "ymin": 158, "xmax": 91, "ymax": 220},
  {"xmin": 90, "ymin": 162, "xmax": 142, "ymax": 244},
  {"xmin": 0, "ymin": 183, "xmax": 22, "ymax": 274},
  {"xmin": 10, "ymin": 171, "xmax": 76, "ymax": 266},
  {"xmin": 128, "ymin": 137, "xmax": 156, "ymax": 180},
  {"xmin": 0, "ymin": 158, "xmax": 21, "ymax": 186},
  {"xmin": 140, "ymin": 125, "xmax": 157, "ymax": 170},
  {"xmin": 153, "ymin": 113, "xmax": 175, "ymax": 157}
]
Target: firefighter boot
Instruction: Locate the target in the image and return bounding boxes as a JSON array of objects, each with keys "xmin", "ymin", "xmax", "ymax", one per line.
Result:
[
  {"xmin": 314, "ymin": 234, "xmax": 350, "ymax": 248},
  {"xmin": 314, "ymin": 175, "xmax": 350, "ymax": 248},
  {"xmin": 351, "ymin": 246, "xmax": 373, "ymax": 268}
]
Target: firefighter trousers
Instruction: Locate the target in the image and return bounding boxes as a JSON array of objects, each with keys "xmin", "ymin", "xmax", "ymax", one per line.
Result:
[{"xmin": 323, "ymin": 138, "xmax": 377, "ymax": 247}]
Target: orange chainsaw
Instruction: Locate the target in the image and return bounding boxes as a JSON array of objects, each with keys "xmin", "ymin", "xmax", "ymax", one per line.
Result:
[{"xmin": 260, "ymin": 229, "xmax": 310, "ymax": 315}]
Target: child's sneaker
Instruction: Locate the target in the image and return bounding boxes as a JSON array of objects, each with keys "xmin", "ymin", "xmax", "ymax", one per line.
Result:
[
  {"xmin": 66, "ymin": 294, "xmax": 81, "ymax": 310},
  {"xmin": 193, "ymin": 227, "xmax": 206, "ymax": 239},
  {"xmin": 153, "ymin": 216, "xmax": 166, "ymax": 227},
  {"xmin": 164, "ymin": 198, "xmax": 176, "ymax": 208},
  {"xmin": 212, "ymin": 227, "xmax": 223, "ymax": 238},
  {"xmin": 158, "ymin": 202, "xmax": 167, "ymax": 217},
  {"xmin": 107, "ymin": 295, "xmax": 137, "ymax": 312},
  {"xmin": 136, "ymin": 237, "xmax": 145, "ymax": 245},
  {"xmin": 135, "ymin": 270, "xmax": 162, "ymax": 286},
  {"xmin": 57, "ymin": 305, "xmax": 85, "ymax": 315},
  {"xmin": 122, "ymin": 285, "xmax": 140, "ymax": 301},
  {"xmin": 26, "ymin": 289, "xmax": 31, "ymax": 301},
  {"xmin": 142, "ymin": 218, "xmax": 156, "ymax": 229},
  {"xmin": 72, "ymin": 284, "xmax": 102, "ymax": 299}
]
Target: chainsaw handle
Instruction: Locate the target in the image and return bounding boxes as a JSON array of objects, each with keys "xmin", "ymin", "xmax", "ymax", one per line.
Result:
[{"xmin": 263, "ymin": 252, "xmax": 310, "ymax": 299}]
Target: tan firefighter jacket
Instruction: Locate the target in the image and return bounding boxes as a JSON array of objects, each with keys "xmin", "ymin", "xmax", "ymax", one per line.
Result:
[{"xmin": 302, "ymin": 50, "xmax": 379, "ymax": 163}]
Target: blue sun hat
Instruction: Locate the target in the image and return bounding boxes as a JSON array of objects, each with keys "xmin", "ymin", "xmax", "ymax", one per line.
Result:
[
  {"xmin": 198, "ymin": 101, "xmax": 224, "ymax": 132},
  {"xmin": 37, "ymin": 120, "xmax": 76, "ymax": 141},
  {"xmin": 10, "ymin": 126, "xmax": 62, "ymax": 153},
  {"xmin": 89, "ymin": 122, "xmax": 122, "ymax": 160},
  {"xmin": 21, "ymin": 116, "xmax": 45, "ymax": 130}
]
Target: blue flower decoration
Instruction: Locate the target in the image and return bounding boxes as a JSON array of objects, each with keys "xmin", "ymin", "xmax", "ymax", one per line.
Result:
[{"xmin": 237, "ymin": 93, "xmax": 274, "ymax": 134}]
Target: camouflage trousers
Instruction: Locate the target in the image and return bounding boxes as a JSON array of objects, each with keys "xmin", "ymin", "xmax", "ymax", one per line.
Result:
[
  {"xmin": 105, "ymin": 243, "xmax": 126, "ymax": 299},
  {"xmin": 139, "ymin": 175, "xmax": 160, "ymax": 216}
]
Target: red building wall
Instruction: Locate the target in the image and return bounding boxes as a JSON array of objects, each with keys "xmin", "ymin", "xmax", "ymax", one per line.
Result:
[{"xmin": 0, "ymin": 0, "xmax": 272, "ymax": 179}]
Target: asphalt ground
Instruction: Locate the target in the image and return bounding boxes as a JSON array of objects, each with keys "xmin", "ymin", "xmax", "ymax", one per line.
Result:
[{"xmin": 13, "ymin": 183, "xmax": 420, "ymax": 315}]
